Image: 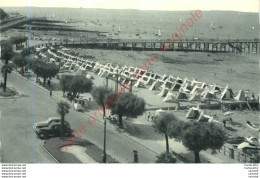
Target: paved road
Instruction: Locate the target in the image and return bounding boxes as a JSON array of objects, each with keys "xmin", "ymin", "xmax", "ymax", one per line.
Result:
[{"xmin": 0, "ymin": 72, "xmax": 158, "ymax": 163}]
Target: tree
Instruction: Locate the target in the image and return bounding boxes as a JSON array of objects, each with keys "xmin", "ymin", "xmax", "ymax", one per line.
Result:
[
  {"xmin": 91, "ymin": 86, "xmax": 113, "ymax": 117},
  {"xmin": 109, "ymin": 92, "xmax": 145, "ymax": 128},
  {"xmin": 154, "ymin": 113, "xmax": 178, "ymax": 154},
  {"xmin": 69, "ymin": 75, "xmax": 93, "ymax": 98},
  {"xmin": 32, "ymin": 61, "xmax": 59, "ymax": 85},
  {"xmin": 56, "ymin": 101, "xmax": 71, "ymax": 139},
  {"xmin": 1, "ymin": 64, "xmax": 13, "ymax": 91},
  {"xmin": 1, "ymin": 41, "xmax": 14, "ymax": 92},
  {"xmin": 0, "ymin": 8, "xmax": 8, "ymax": 20},
  {"xmin": 59, "ymin": 75, "xmax": 74, "ymax": 96},
  {"xmin": 10, "ymin": 36, "xmax": 28, "ymax": 49},
  {"xmin": 12, "ymin": 55, "xmax": 28, "ymax": 75},
  {"xmin": 31, "ymin": 60, "xmax": 42, "ymax": 80},
  {"xmin": 91, "ymin": 86, "xmax": 113, "ymax": 163},
  {"xmin": 181, "ymin": 122, "xmax": 226, "ymax": 163}
]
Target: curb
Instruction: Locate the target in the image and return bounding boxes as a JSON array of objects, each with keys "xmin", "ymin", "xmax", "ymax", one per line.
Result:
[{"xmin": 41, "ymin": 145, "xmax": 60, "ymax": 163}]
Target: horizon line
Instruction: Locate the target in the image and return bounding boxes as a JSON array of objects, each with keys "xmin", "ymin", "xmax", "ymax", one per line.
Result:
[{"xmin": 0, "ymin": 6, "xmax": 258, "ymax": 13}]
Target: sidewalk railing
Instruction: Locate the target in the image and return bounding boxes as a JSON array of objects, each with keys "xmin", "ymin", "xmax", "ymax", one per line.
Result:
[{"xmin": 220, "ymin": 145, "xmax": 258, "ymax": 163}]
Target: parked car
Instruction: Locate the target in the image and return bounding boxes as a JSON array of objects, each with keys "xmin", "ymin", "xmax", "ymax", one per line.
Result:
[
  {"xmin": 34, "ymin": 122, "xmax": 72, "ymax": 139},
  {"xmin": 33, "ymin": 117, "xmax": 70, "ymax": 130}
]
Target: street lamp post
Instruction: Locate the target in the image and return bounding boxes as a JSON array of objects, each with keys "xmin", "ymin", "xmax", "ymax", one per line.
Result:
[{"xmin": 102, "ymin": 116, "xmax": 107, "ymax": 163}]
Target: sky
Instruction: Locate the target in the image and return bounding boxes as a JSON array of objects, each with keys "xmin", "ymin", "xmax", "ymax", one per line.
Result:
[{"xmin": 0, "ymin": 0, "xmax": 259, "ymax": 12}]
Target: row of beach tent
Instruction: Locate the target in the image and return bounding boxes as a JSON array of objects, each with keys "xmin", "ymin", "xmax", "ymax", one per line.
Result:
[{"xmin": 44, "ymin": 47, "xmax": 247, "ymax": 103}]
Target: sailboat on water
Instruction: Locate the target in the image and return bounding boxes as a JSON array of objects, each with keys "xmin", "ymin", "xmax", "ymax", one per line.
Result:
[
  {"xmin": 118, "ymin": 25, "xmax": 121, "ymax": 32},
  {"xmin": 158, "ymin": 27, "xmax": 161, "ymax": 37},
  {"xmin": 133, "ymin": 21, "xmax": 136, "ymax": 25},
  {"xmin": 210, "ymin": 21, "xmax": 215, "ymax": 29}
]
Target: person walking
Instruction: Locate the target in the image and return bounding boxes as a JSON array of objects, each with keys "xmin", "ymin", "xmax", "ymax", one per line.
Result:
[
  {"xmin": 50, "ymin": 90, "xmax": 52, "ymax": 97},
  {"xmin": 151, "ymin": 114, "xmax": 154, "ymax": 122},
  {"xmin": 147, "ymin": 112, "xmax": 151, "ymax": 121}
]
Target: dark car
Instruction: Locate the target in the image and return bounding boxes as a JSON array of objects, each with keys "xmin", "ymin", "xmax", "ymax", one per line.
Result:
[
  {"xmin": 33, "ymin": 117, "xmax": 70, "ymax": 130},
  {"xmin": 35, "ymin": 122, "xmax": 72, "ymax": 139}
]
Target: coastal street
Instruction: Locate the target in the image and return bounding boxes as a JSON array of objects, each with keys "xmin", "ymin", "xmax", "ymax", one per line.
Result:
[{"xmin": 0, "ymin": 72, "xmax": 158, "ymax": 163}]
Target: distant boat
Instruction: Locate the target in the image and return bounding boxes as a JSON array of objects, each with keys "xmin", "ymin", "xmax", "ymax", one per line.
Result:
[
  {"xmin": 252, "ymin": 26, "xmax": 255, "ymax": 30},
  {"xmin": 210, "ymin": 21, "xmax": 215, "ymax": 30},
  {"xmin": 180, "ymin": 18, "xmax": 182, "ymax": 22},
  {"xmin": 133, "ymin": 21, "xmax": 136, "ymax": 25},
  {"xmin": 158, "ymin": 27, "xmax": 161, "ymax": 37},
  {"xmin": 118, "ymin": 25, "xmax": 121, "ymax": 32}
]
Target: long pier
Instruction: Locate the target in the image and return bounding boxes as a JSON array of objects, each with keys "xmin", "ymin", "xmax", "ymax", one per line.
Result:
[
  {"xmin": 1, "ymin": 17, "xmax": 259, "ymax": 53},
  {"xmin": 31, "ymin": 38, "xmax": 260, "ymax": 53}
]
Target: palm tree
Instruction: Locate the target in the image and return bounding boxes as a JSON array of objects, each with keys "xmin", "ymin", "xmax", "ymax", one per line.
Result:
[
  {"xmin": 1, "ymin": 64, "xmax": 13, "ymax": 92},
  {"xmin": 56, "ymin": 101, "xmax": 71, "ymax": 139},
  {"xmin": 1, "ymin": 40, "xmax": 14, "ymax": 92},
  {"xmin": 91, "ymin": 86, "xmax": 113, "ymax": 163},
  {"xmin": 153, "ymin": 113, "xmax": 177, "ymax": 154}
]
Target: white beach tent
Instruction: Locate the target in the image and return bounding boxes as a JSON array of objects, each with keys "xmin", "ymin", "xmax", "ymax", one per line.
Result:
[
  {"xmin": 134, "ymin": 79, "xmax": 145, "ymax": 88},
  {"xmin": 175, "ymin": 91, "xmax": 188, "ymax": 100},
  {"xmin": 100, "ymin": 70, "xmax": 110, "ymax": 78},
  {"xmin": 149, "ymin": 80, "xmax": 162, "ymax": 90},
  {"xmin": 163, "ymin": 91, "xmax": 175, "ymax": 102},
  {"xmin": 98, "ymin": 68, "xmax": 104, "ymax": 76},
  {"xmin": 185, "ymin": 107, "xmax": 201, "ymax": 119},
  {"xmin": 234, "ymin": 89, "xmax": 246, "ymax": 101},
  {"xmin": 155, "ymin": 109, "xmax": 168, "ymax": 117},
  {"xmin": 220, "ymin": 85, "xmax": 234, "ymax": 100},
  {"xmin": 197, "ymin": 110, "xmax": 214, "ymax": 122},
  {"xmin": 189, "ymin": 92, "xmax": 201, "ymax": 101},
  {"xmin": 161, "ymin": 80, "xmax": 174, "ymax": 89},
  {"xmin": 170, "ymin": 82, "xmax": 182, "ymax": 91},
  {"xmin": 141, "ymin": 76, "xmax": 150, "ymax": 83},
  {"xmin": 202, "ymin": 90, "xmax": 216, "ymax": 99},
  {"xmin": 161, "ymin": 74, "xmax": 168, "ymax": 81},
  {"xmin": 144, "ymin": 77, "xmax": 156, "ymax": 85},
  {"xmin": 159, "ymin": 87, "xmax": 169, "ymax": 97},
  {"xmin": 190, "ymin": 85, "xmax": 205, "ymax": 95}
]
